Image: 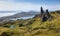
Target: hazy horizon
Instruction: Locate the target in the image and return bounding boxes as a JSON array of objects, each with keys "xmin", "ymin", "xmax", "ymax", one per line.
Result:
[
  {"xmin": 0, "ymin": 0, "xmax": 60, "ymax": 11},
  {"xmin": 0, "ymin": 0, "xmax": 60, "ymax": 17}
]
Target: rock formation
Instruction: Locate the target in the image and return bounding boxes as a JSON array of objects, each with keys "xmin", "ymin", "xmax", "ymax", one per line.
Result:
[
  {"xmin": 40, "ymin": 7, "xmax": 44, "ymax": 17},
  {"xmin": 45, "ymin": 9, "xmax": 51, "ymax": 18},
  {"xmin": 40, "ymin": 7, "xmax": 52, "ymax": 22}
]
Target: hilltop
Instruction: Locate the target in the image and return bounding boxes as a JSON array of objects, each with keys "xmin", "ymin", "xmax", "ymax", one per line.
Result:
[{"xmin": 0, "ymin": 11, "xmax": 39, "ymax": 22}]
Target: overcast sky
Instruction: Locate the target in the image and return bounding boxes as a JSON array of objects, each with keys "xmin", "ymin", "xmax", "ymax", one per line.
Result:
[
  {"xmin": 0, "ymin": 0, "xmax": 60, "ymax": 17},
  {"xmin": 0, "ymin": 0, "xmax": 60, "ymax": 11}
]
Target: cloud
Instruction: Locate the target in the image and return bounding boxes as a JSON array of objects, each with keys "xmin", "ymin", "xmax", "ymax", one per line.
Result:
[
  {"xmin": 0, "ymin": 0, "xmax": 60, "ymax": 17},
  {"xmin": 0, "ymin": 13, "xmax": 16, "ymax": 17},
  {"xmin": 0, "ymin": 0, "xmax": 60, "ymax": 12},
  {"xmin": 0, "ymin": 1, "xmax": 40, "ymax": 11}
]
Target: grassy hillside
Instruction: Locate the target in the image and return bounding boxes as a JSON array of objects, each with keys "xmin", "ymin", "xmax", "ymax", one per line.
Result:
[{"xmin": 0, "ymin": 11, "xmax": 60, "ymax": 36}]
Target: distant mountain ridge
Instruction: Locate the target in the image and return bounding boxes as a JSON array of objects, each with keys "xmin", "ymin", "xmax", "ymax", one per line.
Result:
[{"xmin": 0, "ymin": 11, "xmax": 39, "ymax": 22}]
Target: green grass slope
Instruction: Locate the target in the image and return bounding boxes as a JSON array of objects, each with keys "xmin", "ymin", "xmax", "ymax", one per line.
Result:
[{"xmin": 0, "ymin": 12, "xmax": 60, "ymax": 36}]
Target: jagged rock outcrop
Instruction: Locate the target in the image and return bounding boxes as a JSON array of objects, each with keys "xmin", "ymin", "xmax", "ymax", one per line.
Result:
[{"xmin": 40, "ymin": 7, "xmax": 52, "ymax": 22}]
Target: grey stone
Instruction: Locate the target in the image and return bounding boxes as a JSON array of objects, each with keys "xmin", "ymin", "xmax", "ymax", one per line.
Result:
[{"xmin": 40, "ymin": 7, "xmax": 52, "ymax": 22}]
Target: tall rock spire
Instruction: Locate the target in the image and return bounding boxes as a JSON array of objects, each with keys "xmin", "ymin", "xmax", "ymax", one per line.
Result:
[{"xmin": 40, "ymin": 6, "xmax": 44, "ymax": 17}]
